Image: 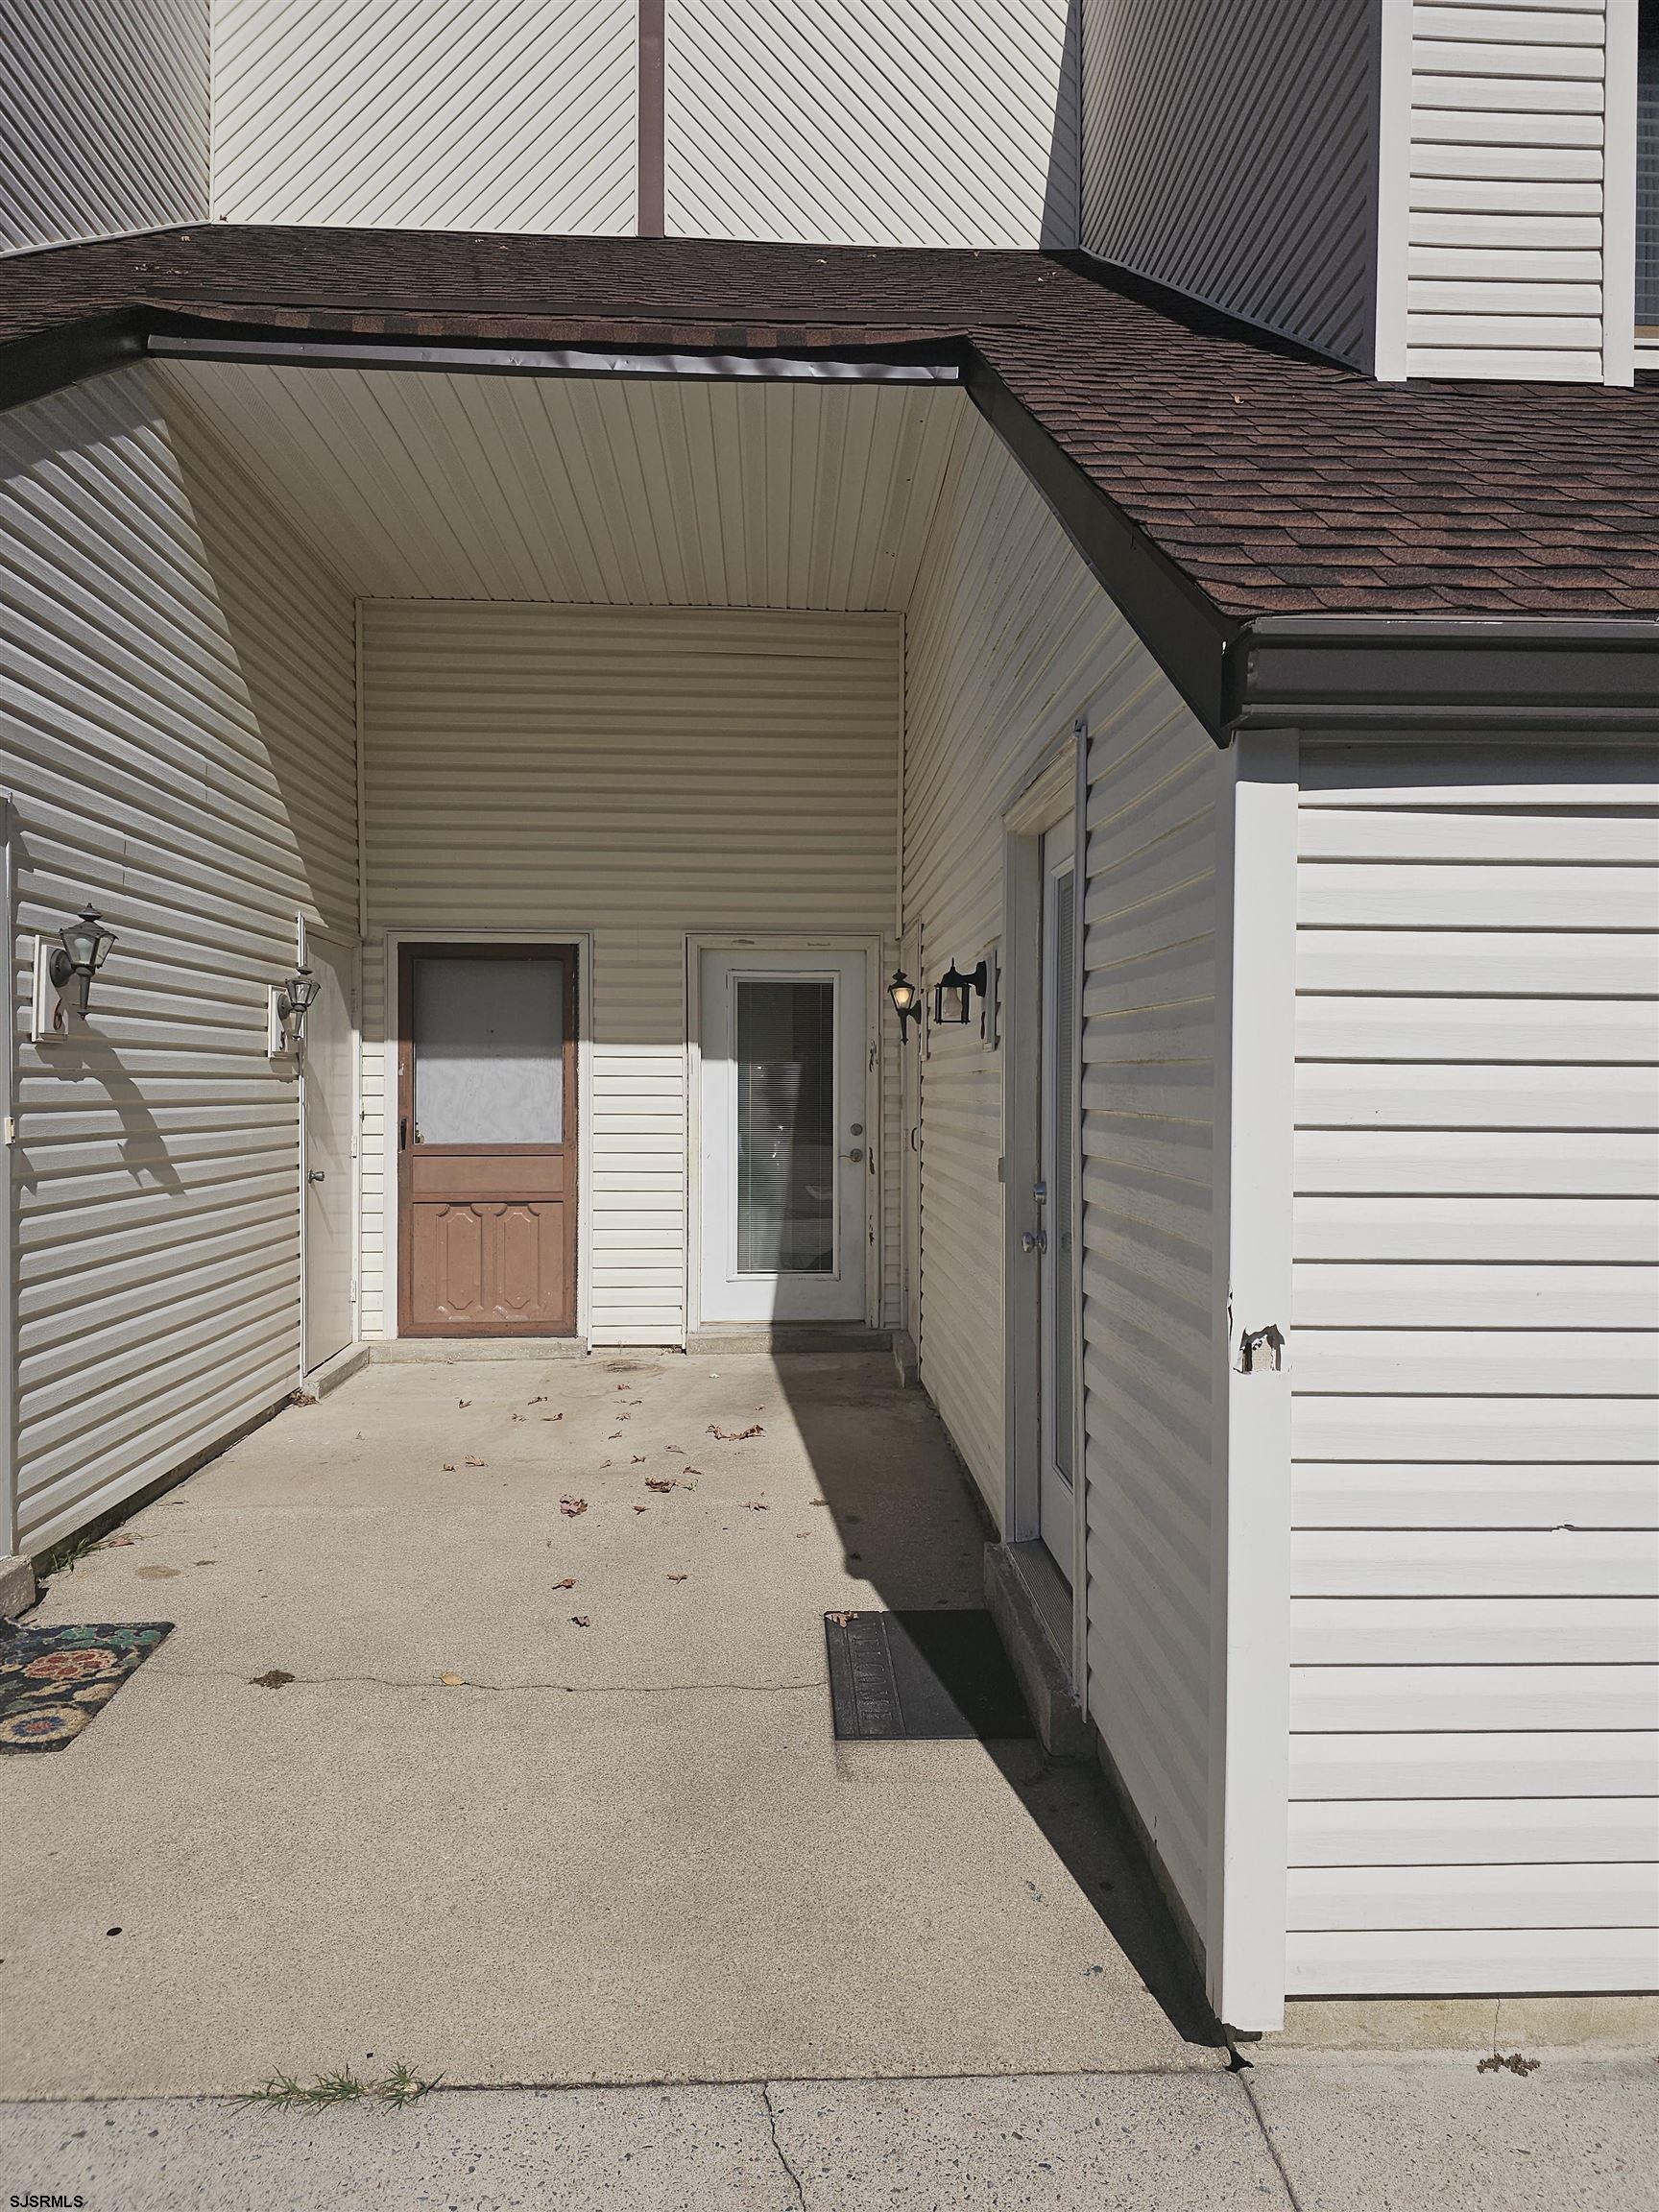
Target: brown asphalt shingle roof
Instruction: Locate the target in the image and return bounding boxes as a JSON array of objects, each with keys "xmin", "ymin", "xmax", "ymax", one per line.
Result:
[{"xmin": 3, "ymin": 225, "xmax": 1658, "ymax": 622}]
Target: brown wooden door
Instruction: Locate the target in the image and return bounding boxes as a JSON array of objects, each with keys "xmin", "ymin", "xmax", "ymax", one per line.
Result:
[{"xmin": 397, "ymin": 944, "xmax": 577, "ymax": 1335}]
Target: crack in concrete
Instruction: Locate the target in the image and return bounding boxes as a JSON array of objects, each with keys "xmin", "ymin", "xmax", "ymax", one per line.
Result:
[
  {"xmin": 151, "ymin": 1666, "xmax": 824, "ymax": 1697},
  {"xmin": 1236, "ymin": 2068, "xmax": 1308, "ymax": 2212},
  {"xmin": 761, "ymin": 2082, "xmax": 808, "ymax": 2211}
]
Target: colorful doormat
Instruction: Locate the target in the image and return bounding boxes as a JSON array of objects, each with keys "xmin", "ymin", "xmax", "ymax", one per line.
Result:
[{"xmin": 0, "ymin": 1621, "xmax": 174, "ymax": 1752}]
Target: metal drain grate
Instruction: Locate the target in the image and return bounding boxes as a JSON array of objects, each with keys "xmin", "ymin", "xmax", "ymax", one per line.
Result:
[{"xmin": 825, "ymin": 1609, "xmax": 1035, "ymax": 1742}]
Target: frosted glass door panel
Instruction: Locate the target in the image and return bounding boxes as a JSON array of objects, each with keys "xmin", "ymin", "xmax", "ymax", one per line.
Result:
[
  {"xmin": 735, "ymin": 978, "xmax": 835, "ymax": 1275},
  {"xmin": 413, "ymin": 957, "xmax": 562, "ymax": 1144}
]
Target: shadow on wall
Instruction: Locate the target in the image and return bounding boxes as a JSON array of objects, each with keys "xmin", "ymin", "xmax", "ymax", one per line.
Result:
[
  {"xmin": 1041, "ymin": 0, "xmax": 1085, "ymax": 252},
  {"xmin": 770, "ymin": 1354, "xmax": 1223, "ymax": 2050}
]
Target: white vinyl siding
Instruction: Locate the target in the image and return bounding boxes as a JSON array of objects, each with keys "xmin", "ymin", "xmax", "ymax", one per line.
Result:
[
  {"xmin": 1287, "ymin": 740, "xmax": 1659, "ymax": 1996},
  {"xmin": 211, "ymin": 0, "xmax": 636, "ymax": 233},
  {"xmin": 0, "ymin": 367, "xmax": 357, "ymax": 1553},
  {"xmin": 902, "ymin": 409, "xmax": 1225, "ymax": 1958},
  {"xmin": 666, "ymin": 0, "xmax": 1078, "ymax": 250},
  {"xmin": 1, "ymin": 0, "xmax": 208, "ymax": 253},
  {"xmin": 1392, "ymin": 0, "xmax": 1614, "ymax": 379},
  {"xmin": 359, "ymin": 602, "xmax": 900, "ymax": 1344},
  {"xmin": 1078, "ymin": 0, "xmax": 1377, "ymax": 366}
]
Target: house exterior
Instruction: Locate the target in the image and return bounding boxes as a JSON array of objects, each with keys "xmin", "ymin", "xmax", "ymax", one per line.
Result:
[{"xmin": 2, "ymin": 3, "xmax": 1655, "ymax": 2036}]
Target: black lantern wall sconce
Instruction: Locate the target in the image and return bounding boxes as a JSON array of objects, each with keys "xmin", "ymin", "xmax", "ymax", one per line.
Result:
[
  {"xmin": 932, "ymin": 958, "xmax": 989, "ymax": 1028},
  {"xmin": 268, "ymin": 966, "xmax": 321, "ymax": 1055},
  {"xmin": 39, "ymin": 902, "xmax": 118, "ymax": 1029},
  {"xmin": 886, "ymin": 968, "xmax": 922, "ymax": 1042}
]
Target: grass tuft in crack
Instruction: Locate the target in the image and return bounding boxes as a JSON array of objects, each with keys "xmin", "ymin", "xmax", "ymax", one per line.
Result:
[{"xmin": 238, "ymin": 2062, "xmax": 442, "ymax": 2112}]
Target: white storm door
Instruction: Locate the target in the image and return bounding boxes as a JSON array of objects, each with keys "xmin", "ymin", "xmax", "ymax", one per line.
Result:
[
  {"xmin": 699, "ymin": 950, "xmax": 869, "ymax": 1324},
  {"xmin": 1038, "ymin": 824, "xmax": 1078, "ymax": 1579},
  {"xmin": 302, "ymin": 935, "xmax": 357, "ymax": 1371}
]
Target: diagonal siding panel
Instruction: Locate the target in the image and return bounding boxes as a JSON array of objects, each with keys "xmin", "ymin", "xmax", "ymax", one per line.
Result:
[
  {"xmin": 667, "ymin": 0, "xmax": 1078, "ymax": 250},
  {"xmin": 1, "ymin": 0, "xmax": 208, "ymax": 252},
  {"xmin": 1079, "ymin": 0, "xmax": 1377, "ymax": 366},
  {"xmin": 211, "ymin": 0, "xmax": 636, "ymax": 233}
]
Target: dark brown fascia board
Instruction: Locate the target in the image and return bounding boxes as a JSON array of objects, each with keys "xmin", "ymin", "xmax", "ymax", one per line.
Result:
[
  {"xmin": 0, "ymin": 308, "xmax": 147, "ymax": 417},
  {"xmin": 960, "ymin": 351, "xmax": 1241, "ymax": 737},
  {"xmin": 6, "ymin": 306, "xmax": 1656, "ymax": 742}
]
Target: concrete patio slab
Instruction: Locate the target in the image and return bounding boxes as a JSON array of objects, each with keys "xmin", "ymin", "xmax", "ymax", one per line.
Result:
[{"xmin": 0, "ymin": 1356, "xmax": 1215, "ymax": 2099}]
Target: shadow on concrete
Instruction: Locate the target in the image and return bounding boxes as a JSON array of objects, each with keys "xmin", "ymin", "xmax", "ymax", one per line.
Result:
[{"xmin": 773, "ymin": 1352, "xmax": 1226, "ymax": 2052}]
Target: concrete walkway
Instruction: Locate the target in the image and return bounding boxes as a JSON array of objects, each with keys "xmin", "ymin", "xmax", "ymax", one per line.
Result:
[
  {"xmin": 0, "ymin": 1355, "xmax": 1213, "ymax": 2100},
  {"xmin": 1, "ymin": 2056, "xmax": 1653, "ymax": 2211}
]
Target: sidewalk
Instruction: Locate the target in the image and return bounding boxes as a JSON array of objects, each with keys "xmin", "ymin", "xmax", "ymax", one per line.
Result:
[{"xmin": 1, "ymin": 2056, "xmax": 1652, "ymax": 2211}]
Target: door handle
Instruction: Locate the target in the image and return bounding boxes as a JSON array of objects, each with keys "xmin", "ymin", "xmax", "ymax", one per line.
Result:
[
  {"xmin": 399, "ymin": 1115, "xmax": 408, "ymax": 1151},
  {"xmin": 841, "ymin": 1147, "xmax": 864, "ymax": 1164},
  {"xmin": 307, "ymin": 1169, "xmax": 326, "ymax": 1184},
  {"xmin": 1022, "ymin": 1229, "xmax": 1046, "ymax": 1254}
]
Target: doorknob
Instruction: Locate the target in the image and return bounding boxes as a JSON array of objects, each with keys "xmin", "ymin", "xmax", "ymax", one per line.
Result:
[
  {"xmin": 1022, "ymin": 1228, "xmax": 1046, "ymax": 1254},
  {"xmin": 307, "ymin": 1169, "xmax": 326, "ymax": 1184},
  {"xmin": 841, "ymin": 1146, "xmax": 864, "ymax": 1164}
]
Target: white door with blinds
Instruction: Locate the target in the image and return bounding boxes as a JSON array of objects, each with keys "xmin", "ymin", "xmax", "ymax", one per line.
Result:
[
  {"xmin": 698, "ymin": 949, "xmax": 870, "ymax": 1324},
  {"xmin": 1038, "ymin": 824, "xmax": 1078, "ymax": 1578}
]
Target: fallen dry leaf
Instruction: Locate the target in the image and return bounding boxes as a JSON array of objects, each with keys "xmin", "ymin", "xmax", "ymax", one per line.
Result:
[
  {"xmin": 560, "ymin": 1496, "xmax": 589, "ymax": 1517},
  {"xmin": 708, "ymin": 1423, "xmax": 763, "ymax": 1442},
  {"xmin": 631, "ymin": 1455, "xmax": 646, "ymax": 1465},
  {"xmin": 645, "ymin": 1478, "xmax": 676, "ymax": 1494},
  {"xmin": 443, "ymin": 1462, "xmax": 456, "ymax": 1472},
  {"xmin": 102, "ymin": 1534, "xmax": 136, "ymax": 1549},
  {"xmin": 741, "ymin": 1500, "xmax": 769, "ymax": 1512},
  {"xmin": 251, "ymin": 1669, "xmax": 295, "ymax": 1689},
  {"xmin": 465, "ymin": 1456, "xmax": 487, "ymax": 1468},
  {"xmin": 529, "ymin": 1395, "xmax": 547, "ymax": 1406},
  {"xmin": 666, "ymin": 1573, "xmax": 688, "ymax": 1583},
  {"xmin": 458, "ymin": 1399, "xmax": 470, "ymax": 1407},
  {"xmin": 827, "ymin": 1610, "xmax": 855, "ymax": 1627},
  {"xmin": 511, "ymin": 1412, "xmax": 524, "ymax": 1424},
  {"xmin": 440, "ymin": 1671, "xmax": 466, "ymax": 1686},
  {"xmin": 569, "ymin": 1616, "xmax": 591, "ymax": 1628},
  {"xmin": 541, "ymin": 1412, "xmax": 564, "ymax": 1422},
  {"xmin": 632, "ymin": 1504, "xmax": 649, "ymax": 1514},
  {"xmin": 552, "ymin": 1576, "xmax": 576, "ymax": 1590}
]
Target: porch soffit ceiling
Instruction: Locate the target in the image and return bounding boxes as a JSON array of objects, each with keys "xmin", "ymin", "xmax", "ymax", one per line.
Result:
[
  {"xmin": 3, "ymin": 226, "xmax": 1658, "ymax": 737},
  {"xmin": 154, "ymin": 360, "xmax": 968, "ymax": 611}
]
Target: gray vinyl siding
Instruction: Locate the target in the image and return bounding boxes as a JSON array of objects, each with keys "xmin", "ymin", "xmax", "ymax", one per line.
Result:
[
  {"xmin": 358, "ymin": 601, "xmax": 902, "ymax": 1346},
  {"xmin": 1287, "ymin": 740, "xmax": 1659, "ymax": 1995},
  {"xmin": 1079, "ymin": 639, "xmax": 1226, "ymax": 1950},
  {"xmin": 1, "ymin": 0, "xmax": 209, "ymax": 253},
  {"xmin": 1, "ymin": 367, "xmax": 357, "ymax": 1553},
  {"xmin": 1078, "ymin": 0, "xmax": 1378, "ymax": 366},
  {"xmin": 902, "ymin": 407, "xmax": 1224, "ymax": 1951}
]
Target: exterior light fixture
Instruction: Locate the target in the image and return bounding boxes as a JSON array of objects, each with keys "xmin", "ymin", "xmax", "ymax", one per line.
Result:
[
  {"xmin": 886, "ymin": 968, "xmax": 921, "ymax": 1040},
  {"xmin": 48, "ymin": 902, "xmax": 117, "ymax": 1017},
  {"xmin": 932, "ymin": 958, "xmax": 988, "ymax": 1027},
  {"xmin": 277, "ymin": 967, "xmax": 321, "ymax": 1036}
]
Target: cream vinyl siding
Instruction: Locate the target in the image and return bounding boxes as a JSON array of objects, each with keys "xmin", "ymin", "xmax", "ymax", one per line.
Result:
[
  {"xmin": 1, "ymin": 0, "xmax": 208, "ymax": 252},
  {"xmin": 0, "ymin": 367, "xmax": 357, "ymax": 1553},
  {"xmin": 902, "ymin": 410, "xmax": 1224, "ymax": 1951},
  {"xmin": 1392, "ymin": 0, "xmax": 1613, "ymax": 379},
  {"xmin": 359, "ymin": 602, "xmax": 900, "ymax": 1344},
  {"xmin": 1078, "ymin": 0, "xmax": 1377, "ymax": 365},
  {"xmin": 666, "ymin": 0, "xmax": 1078, "ymax": 249},
  {"xmin": 211, "ymin": 0, "xmax": 636, "ymax": 233},
  {"xmin": 1287, "ymin": 741, "xmax": 1659, "ymax": 1996}
]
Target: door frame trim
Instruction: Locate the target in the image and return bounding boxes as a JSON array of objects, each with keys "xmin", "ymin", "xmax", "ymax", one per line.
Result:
[
  {"xmin": 387, "ymin": 933, "xmax": 588, "ymax": 1340},
  {"xmin": 299, "ymin": 921, "xmax": 362, "ymax": 1378},
  {"xmin": 685, "ymin": 934, "xmax": 884, "ymax": 1337},
  {"xmin": 999, "ymin": 728, "xmax": 1086, "ymax": 1694}
]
